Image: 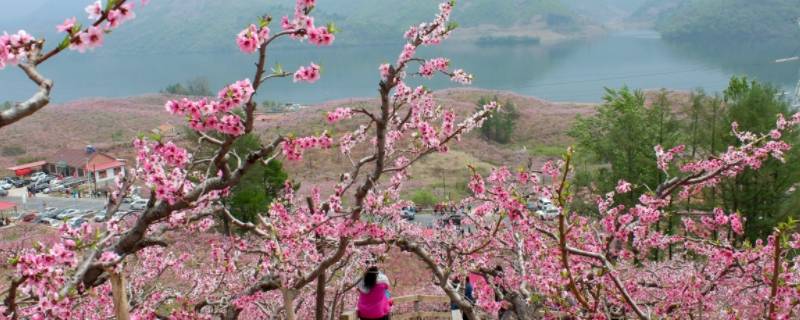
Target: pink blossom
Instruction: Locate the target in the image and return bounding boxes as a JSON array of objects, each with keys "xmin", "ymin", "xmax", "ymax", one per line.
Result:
[
  {"xmin": 79, "ymin": 26, "xmax": 104, "ymax": 50},
  {"xmin": 730, "ymin": 214, "xmax": 744, "ymax": 235},
  {"xmin": 418, "ymin": 57, "xmax": 449, "ymax": 78},
  {"xmin": 379, "ymin": 63, "xmax": 391, "ymax": 80},
  {"xmin": 397, "ymin": 44, "xmax": 416, "ymax": 65},
  {"xmin": 236, "ymin": 24, "xmax": 268, "ymax": 54},
  {"xmin": 615, "ymin": 180, "xmax": 632, "ymax": 193},
  {"xmin": 326, "ymin": 107, "xmax": 352, "ymax": 123},
  {"xmin": 293, "ymin": 62, "xmax": 321, "ymax": 83},
  {"xmin": 56, "ymin": 17, "xmax": 77, "ymax": 33},
  {"xmin": 307, "ymin": 26, "xmax": 334, "ymax": 46},
  {"xmin": 85, "ymin": 0, "xmax": 103, "ymax": 20},
  {"xmin": 450, "ymin": 69, "xmax": 473, "ymax": 85}
]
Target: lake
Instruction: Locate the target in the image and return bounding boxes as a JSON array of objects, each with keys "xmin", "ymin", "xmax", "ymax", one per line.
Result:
[{"xmin": 1, "ymin": 30, "xmax": 797, "ymax": 104}]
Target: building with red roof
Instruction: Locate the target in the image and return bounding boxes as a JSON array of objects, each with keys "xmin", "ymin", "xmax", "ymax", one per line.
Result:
[{"xmin": 44, "ymin": 147, "xmax": 125, "ymax": 188}]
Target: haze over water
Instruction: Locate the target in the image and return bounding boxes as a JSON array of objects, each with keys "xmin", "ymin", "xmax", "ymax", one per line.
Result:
[{"xmin": 1, "ymin": 30, "xmax": 796, "ymax": 104}]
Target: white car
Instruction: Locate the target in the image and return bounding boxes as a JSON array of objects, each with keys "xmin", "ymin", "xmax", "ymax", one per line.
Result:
[
  {"xmin": 30, "ymin": 172, "xmax": 46, "ymax": 180},
  {"xmin": 535, "ymin": 207, "xmax": 560, "ymax": 219},
  {"xmin": 130, "ymin": 199, "xmax": 149, "ymax": 211},
  {"xmin": 0, "ymin": 182, "xmax": 12, "ymax": 190}
]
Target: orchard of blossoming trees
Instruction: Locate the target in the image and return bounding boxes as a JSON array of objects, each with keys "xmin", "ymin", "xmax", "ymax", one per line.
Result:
[{"xmin": 2, "ymin": 0, "xmax": 800, "ymax": 319}]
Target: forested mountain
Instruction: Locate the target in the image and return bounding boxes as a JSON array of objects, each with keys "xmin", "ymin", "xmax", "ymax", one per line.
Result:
[
  {"xmin": 633, "ymin": 0, "xmax": 800, "ymax": 42},
  {"xmin": 561, "ymin": 0, "xmax": 649, "ymax": 24},
  {"xmin": 1, "ymin": 0, "xmax": 586, "ymax": 53}
]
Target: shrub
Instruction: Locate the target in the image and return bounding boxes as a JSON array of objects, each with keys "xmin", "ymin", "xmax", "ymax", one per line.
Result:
[{"xmin": 410, "ymin": 189, "xmax": 438, "ymax": 208}]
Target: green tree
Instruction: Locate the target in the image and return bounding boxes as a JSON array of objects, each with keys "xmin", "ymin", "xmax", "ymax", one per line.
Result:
[
  {"xmin": 228, "ymin": 156, "xmax": 289, "ymax": 224},
  {"xmin": 410, "ymin": 189, "xmax": 438, "ymax": 208},
  {"xmin": 161, "ymin": 77, "xmax": 212, "ymax": 96},
  {"xmin": 182, "ymin": 130, "xmax": 291, "ymax": 228},
  {"xmin": 716, "ymin": 77, "xmax": 800, "ymax": 241},
  {"xmin": 569, "ymin": 88, "xmax": 680, "ymax": 205},
  {"xmin": 477, "ymin": 96, "xmax": 519, "ymax": 144}
]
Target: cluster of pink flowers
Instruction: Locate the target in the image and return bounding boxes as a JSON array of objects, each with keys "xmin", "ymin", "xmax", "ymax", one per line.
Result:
[
  {"xmin": 417, "ymin": 122, "xmax": 440, "ymax": 148},
  {"xmin": 69, "ymin": 26, "xmax": 104, "ymax": 52},
  {"xmin": 236, "ymin": 24, "xmax": 270, "ymax": 54},
  {"xmin": 397, "ymin": 44, "xmax": 416, "ymax": 65},
  {"xmin": 106, "ymin": 2, "xmax": 136, "ymax": 29},
  {"xmin": 615, "ymin": 179, "xmax": 632, "ymax": 193},
  {"xmin": 654, "ymin": 144, "xmax": 685, "ymax": 172},
  {"xmin": 0, "ymin": 30, "xmax": 34, "ymax": 69},
  {"xmin": 280, "ymin": 0, "xmax": 335, "ymax": 46},
  {"xmin": 403, "ymin": 1, "xmax": 455, "ymax": 45},
  {"xmin": 134, "ymin": 138, "xmax": 192, "ymax": 204},
  {"xmin": 418, "ymin": 57, "xmax": 449, "ymax": 78},
  {"xmin": 217, "ymin": 79, "xmax": 255, "ymax": 112},
  {"xmin": 307, "ymin": 24, "xmax": 335, "ymax": 46},
  {"xmin": 281, "ymin": 133, "xmax": 333, "ymax": 161},
  {"xmin": 165, "ymin": 79, "xmax": 253, "ymax": 136},
  {"xmin": 326, "ymin": 107, "xmax": 353, "ymax": 123},
  {"xmin": 293, "ymin": 62, "xmax": 321, "ymax": 83},
  {"xmin": 450, "ymin": 69, "xmax": 473, "ymax": 85}
]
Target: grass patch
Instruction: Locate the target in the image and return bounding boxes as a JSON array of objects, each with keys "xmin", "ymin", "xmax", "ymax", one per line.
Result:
[{"xmin": 528, "ymin": 144, "xmax": 568, "ymax": 157}]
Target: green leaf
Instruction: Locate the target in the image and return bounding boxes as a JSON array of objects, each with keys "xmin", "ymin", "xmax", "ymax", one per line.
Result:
[
  {"xmin": 57, "ymin": 35, "xmax": 71, "ymax": 51},
  {"xmin": 272, "ymin": 63, "xmax": 284, "ymax": 75},
  {"xmin": 259, "ymin": 16, "xmax": 272, "ymax": 29},
  {"xmin": 446, "ymin": 21, "xmax": 459, "ymax": 32},
  {"xmin": 326, "ymin": 22, "xmax": 340, "ymax": 34},
  {"xmin": 148, "ymin": 132, "xmax": 162, "ymax": 142},
  {"xmin": 105, "ymin": 0, "xmax": 118, "ymax": 11}
]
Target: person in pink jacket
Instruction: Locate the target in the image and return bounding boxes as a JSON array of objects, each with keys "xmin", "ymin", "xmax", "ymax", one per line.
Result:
[{"xmin": 357, "ymin": 266, "xmax": 392, "ymax": 320}]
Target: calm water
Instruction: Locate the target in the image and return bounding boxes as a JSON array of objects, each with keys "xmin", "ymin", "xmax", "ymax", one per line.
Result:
[{"xmin": 1, "ymin": 30, "xmax": 797, "ymax": 104}]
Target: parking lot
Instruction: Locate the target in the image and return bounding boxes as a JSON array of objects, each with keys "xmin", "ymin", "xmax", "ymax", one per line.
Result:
[{"xmin": 0, "ymin": 186, "xmax": 144, "ymax": 227}]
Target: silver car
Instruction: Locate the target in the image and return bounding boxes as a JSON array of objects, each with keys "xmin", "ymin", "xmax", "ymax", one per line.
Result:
[{"xmin": 130, "ymin": 199, "xmax": 149, "ymax": 211}]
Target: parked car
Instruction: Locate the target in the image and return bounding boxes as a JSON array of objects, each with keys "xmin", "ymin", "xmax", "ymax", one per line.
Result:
[
  {"xmin": 28, "ymin": 182, "xmax": 48, "ymax": 194},
  {"xmin": 439, "ymin": 213, "xmax": 462, "ymax": 226},
  {"xmin": 12, "ymin": 179, "xmax": 30, "ymax": 188},
  {"xmin": 0, "ymin": 182, "xmax": 13, "ymax": 190},
  {"xmin": 30, "ymin": 172, "xmax": 46, "ymax": 180},
  {"xmin": 0, "ymin": 189, "xmax": 7, "ymax": 197},
  {"xmin": 130, "ymin": 199, "xmax": 149, "ymax": 211},
  {"xmin": 43, "ymin": 184, "xmax": 67, "ymax": 194},
  {"xmin": 401, "ymin": 207, "xmax": 417, "ymax": 220},
  {"xmin": 20, "ymin": 212, "xmax": 37, "ymax": 223},
  {"xmin": 56, "ymin": 209, "xmax": 81, "ymax": 220},
  {"xmin": 68, "ymin": 217, "xmax": 87, "ymax": 228},
  {"xmin": 36, "ymin": 216, "xmax": 64, "ymax": 227},
  {"xmin": 41, "ymin": 208, "xmax": 60, "ymax": 219},
  {"xmin": 535, "ymin": 207, "xmax": 560, "ymax": 220},
  {"xmin": 93, "ymin": 212, "xmax": 107, "ymax": 222}
]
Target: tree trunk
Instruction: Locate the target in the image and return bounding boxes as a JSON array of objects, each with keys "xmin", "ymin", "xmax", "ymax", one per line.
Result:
[
  {"xmin": 315, "ymin": 270, "xmax": 326, "ymax": 320},
  {"xmin": 282, "ymin": 288, "xmax": 297, "ymax": 320},
  {"xmin": 110, "ymin": 271, "xmax": 130, "ymax": 320}
]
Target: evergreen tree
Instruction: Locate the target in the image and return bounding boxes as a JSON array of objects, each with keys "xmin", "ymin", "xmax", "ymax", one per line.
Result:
[
  {"xmin": 477, "ymin": 96, "xmax": 519, "ymax": 144},
  {"xmin": 568, "ymin": 88, "xmax": 680, "ymax": 205},
  {"xmin": 717, "ymin": 77, "xmax": 800, "ymax": 241}
]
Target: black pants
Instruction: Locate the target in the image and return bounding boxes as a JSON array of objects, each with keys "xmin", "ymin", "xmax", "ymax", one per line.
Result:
[{"xmin": 359, "ymin": 316, "xmax": 389, "ymax": 320}]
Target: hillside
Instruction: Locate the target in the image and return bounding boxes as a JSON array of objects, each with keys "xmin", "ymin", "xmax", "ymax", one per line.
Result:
[
  {"xmin": 560, "ymin": 0, "xmax": 649, "ymax": 25},
  {"xmin": 4, "ymin": 0, "xmax": 592, "ymax": 54},
  {"xmin": 633, "ymin": 0, "xmax": 800, "ymax": 42},
  {"xmin": 0, "ymin": 89, "xmax": 594, "ymax": 200}
]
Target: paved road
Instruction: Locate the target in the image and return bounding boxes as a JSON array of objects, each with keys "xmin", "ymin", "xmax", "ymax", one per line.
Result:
[{"xmin": 3, "ymin": 195, "xmax": 107, "ymax": 213}]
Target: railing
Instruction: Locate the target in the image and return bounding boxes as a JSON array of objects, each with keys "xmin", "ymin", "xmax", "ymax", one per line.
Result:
[{"xmin": 340, "ymin": 294, "xmax": 454, "ymax": 320}]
